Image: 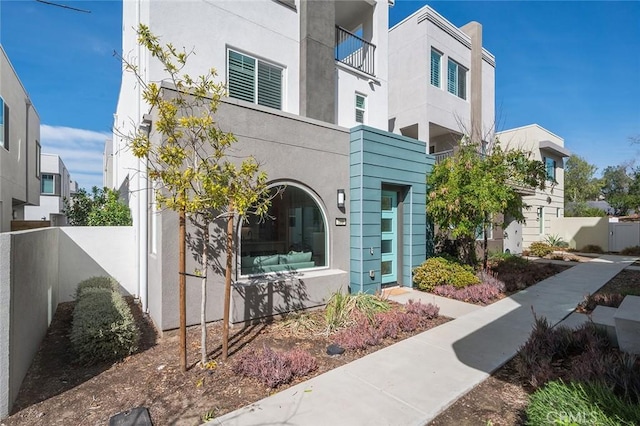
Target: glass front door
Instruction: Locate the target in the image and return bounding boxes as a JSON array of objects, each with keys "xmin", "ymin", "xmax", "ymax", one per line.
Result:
[{"xmin": 381, "ymin": 190, "xmax": 397, "ymax": 285}]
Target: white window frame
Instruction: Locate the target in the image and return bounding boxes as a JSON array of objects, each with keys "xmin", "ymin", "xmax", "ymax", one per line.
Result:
[
  {"xmin": 41, "ymin": 174, "xmax": 55, "ymax": 195},
  {"xmin": 430, "ymin": 48, "xmax": 442, "ymax": 88},
  {"xmin": 476, "ymin": 219, "xmax": 494, "ymax": 241},
  {"xmin": 237, "ymin": 182, "xmax": 329, "ymax": 279},
  {"xmin": 355, "ymin": 93, "xmax": 366, "ymax": 124},
  {"xmin": 544, "ymin": 157, "xmax": 556, "ymax": 181},
  {"xmin": 0, "ymin": 96, "xmax": 6, "ymax": 150},
  {"xmin": 538, "ymin": 207, "xmax": 545, "ymax": 235},
  {"xmin": 226, "ymin": 48, "xmax": 284, "ymax": 110},
  {"xmin": 447, "ymin": 58, "xmax": 467, "ymax": 100}
]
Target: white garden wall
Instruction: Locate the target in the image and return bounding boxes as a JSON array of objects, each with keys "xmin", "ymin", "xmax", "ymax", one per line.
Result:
[
  {"xmin": 0, "ymin": 226, "xmax": 135, "ymax": 419},
  {"xmin": 549, "ymin": 217, "xmax": 609, "ymax": 252}
]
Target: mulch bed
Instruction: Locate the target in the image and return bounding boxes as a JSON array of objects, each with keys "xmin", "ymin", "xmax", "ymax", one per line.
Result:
[{"xmin": 2, "ymin": 299, "xmax": 448, "ymax": 426}]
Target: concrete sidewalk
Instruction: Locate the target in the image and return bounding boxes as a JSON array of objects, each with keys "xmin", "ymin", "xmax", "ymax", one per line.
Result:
[{"xmin": 210, "ymin": 255, "xmax": 635, "ymax": 426}]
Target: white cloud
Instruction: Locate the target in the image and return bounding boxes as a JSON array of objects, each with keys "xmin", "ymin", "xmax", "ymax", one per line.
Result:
[{"xmin": 40, "ymin": 124, "xmax": 110, "ymax": 190}]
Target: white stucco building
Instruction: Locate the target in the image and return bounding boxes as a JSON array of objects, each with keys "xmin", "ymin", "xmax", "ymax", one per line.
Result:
[
  {"xmin": 388, "ymin": 5, "xmax": 496, "ymax": 157},
  {"xmin": 497, "ymin": 124, "xmax": 570, "ymax": 250},
  {"xmin": 24, "ymin": 153, "xmax": 72, "ymax": 226},
  {"xmin": 110, "ymin": 0, "xmax": 411, "ymax": 331}
]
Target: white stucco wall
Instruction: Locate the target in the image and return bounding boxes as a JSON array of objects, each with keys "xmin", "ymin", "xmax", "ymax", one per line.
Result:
[
  {"xmin": 549, "ymin": 217, "xmax": 609, "ymax": 252},
  {"xmin": 388, "ymin": 5, "xmax": 496, "ymax": 143},
  {"xmin": 58, "ymin": 227, "xmax": 137, "ymax": 301},
  {"xmin": 0, "ymin": 226, "xmax": 136, "ymax": 418},
  {"xmin": 335, "ymin": 0, "xmax": 389, "ymax": 131}
]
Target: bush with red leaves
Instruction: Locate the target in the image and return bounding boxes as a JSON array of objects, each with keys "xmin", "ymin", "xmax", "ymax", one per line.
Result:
[{"xmin": 232, "ymin": 344, "xmax": 317, "ymax": 388}]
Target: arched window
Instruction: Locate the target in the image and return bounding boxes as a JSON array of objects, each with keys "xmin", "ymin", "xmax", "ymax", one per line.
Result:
[{"xmin": 240, "ymin": 185, "xmax": 327, "ymax": 275}]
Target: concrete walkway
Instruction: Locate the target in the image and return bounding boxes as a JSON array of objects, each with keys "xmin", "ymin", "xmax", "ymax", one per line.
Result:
[{"xmin": 210, "ymin": 255, "xmax": 635, "ymax": 426}]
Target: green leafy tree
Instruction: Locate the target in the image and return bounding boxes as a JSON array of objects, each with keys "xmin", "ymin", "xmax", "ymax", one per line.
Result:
[
  {"xmin": 427, "ymin": 141, "xmax": 547, "ymax": 268},
  {"xmin": 564, "ymin": 202, "xmax": 608, "ymax": 217},
  {"xmin": 564, "ymin": 155, "xmax": 600, "ymax": 203},
  {"xmin": 123, "ymin": 25, "xmax": 270, "ymax": 369},
  {"xmin": 64, "ymin": 187, "xmax": 132, "ymax": 226},
  {"xmin": 601, "ymin": 165, "xmax": 632, "ymax": 216}
]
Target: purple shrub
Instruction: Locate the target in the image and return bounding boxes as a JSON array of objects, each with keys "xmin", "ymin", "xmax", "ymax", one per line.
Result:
[
  {"xmin": 477, "ymin": 270, "xmax": 506, "ymax": 292},
  {"xmin": 375, "ymin": 311, "xmax": 401, "ymax": 339},
  {"xmin": 286, "ymin": 348, "xmax": 318, "ymax": 376},
  {"xmin": 404, "ymin": 299, "xmax": 440, "ymax": 319},
  {"xmin": 432, "ymin": 283, "xmax": 501, "ymax": 305},
  {"xmin": 232, "ymin": 345, "xmax": 317, "ymax": 388},
  {"xmin": 334, "ymin": 316, "xmax": 382, "ymax": 351},
  {"xmin": 396, "ymin": 311, "xmax": 421, "ymax": 332}
]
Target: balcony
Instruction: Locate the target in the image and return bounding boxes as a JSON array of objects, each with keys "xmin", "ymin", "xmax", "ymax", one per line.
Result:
[
  {"xmin": 433, "ymin": 149, "xmax": 454, "ymax": 163},
  {"xmin": 335, "ymin": 26, "xmax": 376, "ymax": 77}
]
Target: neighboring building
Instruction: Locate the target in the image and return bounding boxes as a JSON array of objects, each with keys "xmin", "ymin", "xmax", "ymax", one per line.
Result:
[
  {"xmin": 111, "ymin": 0, "xmax": 432, "ymax": 331},
  {"xmin": 388, "ymin": 4, "xmax": 502, "ymax": 252},
  {"xmin": 0, "ymin": 45, "xmax": 41, "ymax": 233},
  {"xmin": 497, "ymin": 124, "xmax": 570, "ymax": 251},
  {"xmin": 388, "ymin": 5, "xmax": 496, "ymax": 159},
  {"xmin": 24, "ymin": 153, "xmax": 72, "ymax": 226}
]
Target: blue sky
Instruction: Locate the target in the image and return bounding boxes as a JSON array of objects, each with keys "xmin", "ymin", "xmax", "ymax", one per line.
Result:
[{"xmin": 1, "ymin": 0, "xmax": 639, "ymax": 190}]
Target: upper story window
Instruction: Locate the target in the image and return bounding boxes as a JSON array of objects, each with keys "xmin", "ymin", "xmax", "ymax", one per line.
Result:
[
  {"xmin": 430, "ymin": 49, "xmax": 442, "ymax": 88},
  {"xmin": 447, "ymin": 59, "xmax": 467, "ymax": 100},
  {"xmin": 227, "ymin": 49, "xmax": 283, "ymax": 110},
  {"xmin": 355, "ymin": 93, "xmax": 366, "ymax": 124},
  {"xmin": 0, "ymin": 97, "xmax": 8, "ymax": 150},
  {"xmin": 41, "ymin": 174, "xmax": 55, "ymax": 195},
  {"xmin": 544, "ymin": 157, "xmax": 556, "ymax": 180}
]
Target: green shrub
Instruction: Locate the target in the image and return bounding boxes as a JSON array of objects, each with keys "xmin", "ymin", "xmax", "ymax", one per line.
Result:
[
  {"xmin": 620, "ymin": 245, "xmax": 640, "ymax": 256},
  {"xmin": 528, "ymin": 242, "xmax": 553, "ymax": 257},
  {"xmin": 412, "ymin": 257, "xmax": 479, "ymax": 292},
  {"xmin": 543, "ymin": 234, "xmax": 569, "ymax": 249},
  {"xmin": 581, "ymin": 244, "xmax": 604, "ymax": 254},
  {"xmin": 71, "ymin": 287, "xmax": 139, "ymax": 365},
  {"xmin": 526, "ymin": 381, "xmax": 640, "ymax": 426},
  {"xmin": 324, "ymin": 292, "xmax": 391, "ymax": 333},
  {"xmin": 75, "ymin": 276, "xmax": 118, "ymax": 300}
]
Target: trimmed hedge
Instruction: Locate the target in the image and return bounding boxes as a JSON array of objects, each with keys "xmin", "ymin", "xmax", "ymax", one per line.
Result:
[
  {"xmin": 71, "ymin": 285, "xmax": 138, "ymax": 365},
  {"xmin": 412, "ymin": 257, "xmax": 479, "ymax": 292},
  {"xmin": 74, "ymin": 276, "xmax": 119, "ymax": 300}
]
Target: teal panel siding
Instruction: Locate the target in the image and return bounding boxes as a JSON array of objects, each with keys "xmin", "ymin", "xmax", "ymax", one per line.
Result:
[{"xmin": 350, "ymin": 125, "xmax": 434, "ymax": 293}]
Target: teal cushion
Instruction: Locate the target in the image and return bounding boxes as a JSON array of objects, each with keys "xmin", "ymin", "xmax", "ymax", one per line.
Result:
[
  {"xmin": 241, "ymin": 254, "xmax": 279, "ymax": 268},
  {"xmin": 258, "ymin": 254, "xmax": 279, "ymax": 266},
  {"xmin": 284, "ymin": 251, "xmax": 312, "ymax": 264}
]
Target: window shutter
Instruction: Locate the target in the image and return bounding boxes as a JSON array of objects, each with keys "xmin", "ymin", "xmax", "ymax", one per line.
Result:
[
  {"xmin": 355, "ymin": 94, "xmax": 365, "ymax": 123},
  {"xmin": 228, "ymin": 51, "xmax": 256, "ymax": 103},
  {"xmin": 430, "ymin": 50, "xmax": 440, "ymax": 87},
  {"xmin": 257, "ymin": 61, "xmax": 282, "ymax": 110},
  {"xmin": 458, "ymin": 67, "xmax": 467, "ymax": 100},
  {"xmin": 447, "ymin": 60, "xmax": 457, "ymax": 95}
]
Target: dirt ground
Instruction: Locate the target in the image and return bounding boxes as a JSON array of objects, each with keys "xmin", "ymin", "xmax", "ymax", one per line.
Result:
[
  {"xmin": 2, "ymin": 300, "xmax": 447, "ymax": 426},
  {"xmin": 4, "ymin": 262, "xmax": 633, "ymax": 426},
  {"xmin": 429, "ymin": 268, "xmax": 640, "ymax": 426}
]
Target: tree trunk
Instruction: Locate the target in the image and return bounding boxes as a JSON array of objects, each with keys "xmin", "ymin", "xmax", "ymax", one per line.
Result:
[
  {"xmin": 222, "ymin": 201, "xmax": 234, "ymax": 361},
  {"xmin": 483, "ymin": 212, "xmax": 489, "ymax": 270},
  {"xmin": 179, "ymin": 206, "xmax": 187, "ymax": 372},
  {"xmin": 200, "ymin": 224, "xmax": 209, "ymax": 366}
]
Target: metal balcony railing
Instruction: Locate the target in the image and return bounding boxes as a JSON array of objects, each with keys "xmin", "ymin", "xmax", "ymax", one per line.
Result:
[
  {"xmin": 335, "ymin": 26, "xmax": 376, "ymax": 77},
  {"xmin": 433, "ymin": 149, "xmax": 454, "ymax": 163}
]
